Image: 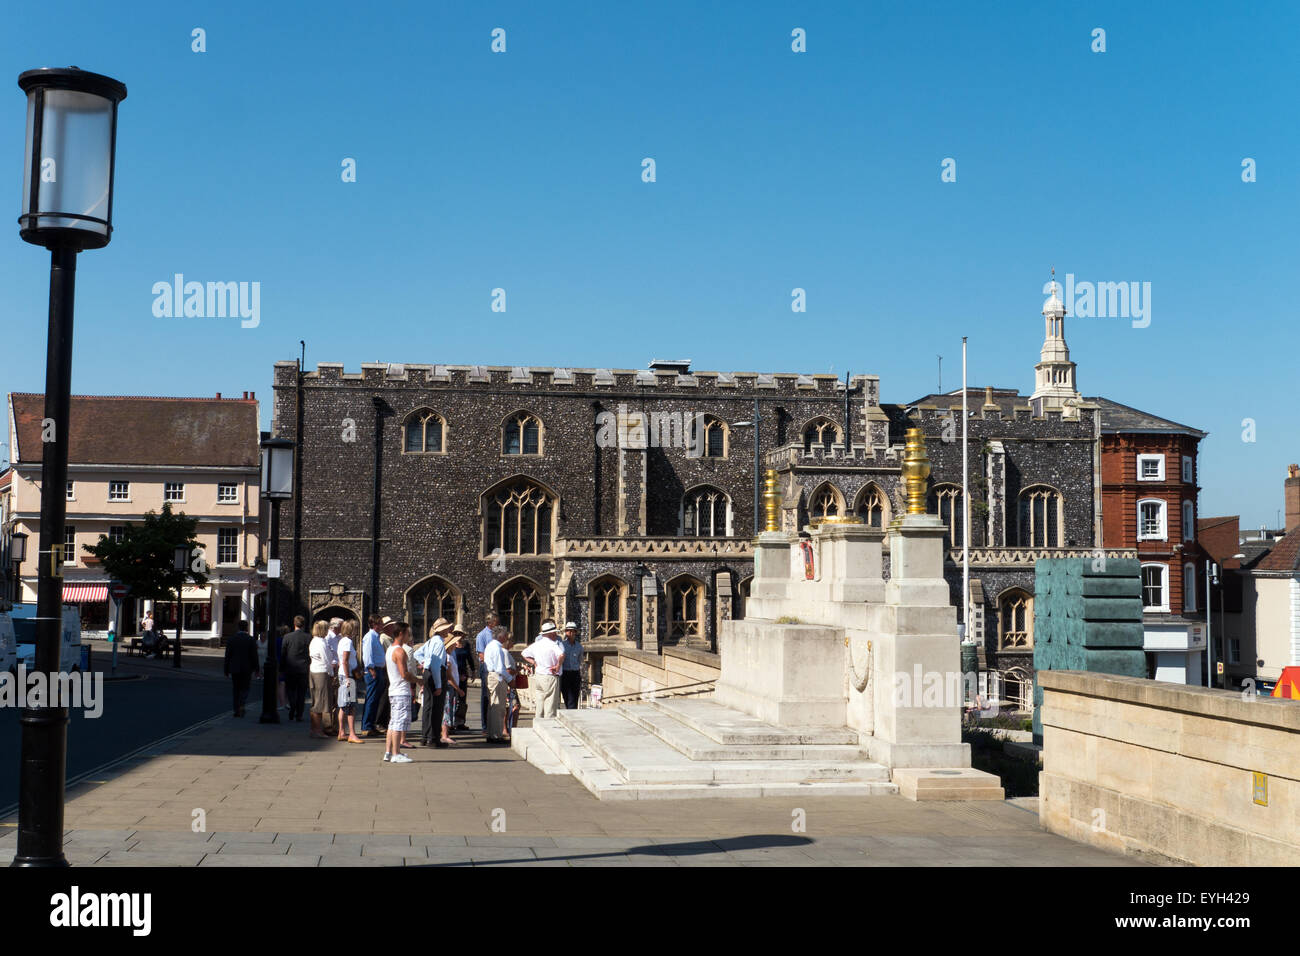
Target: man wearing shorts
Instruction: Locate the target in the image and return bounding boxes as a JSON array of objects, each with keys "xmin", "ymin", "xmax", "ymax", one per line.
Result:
[{"xmin": 384, "ymin": 621, "xmax": 415, "ymax": 764}]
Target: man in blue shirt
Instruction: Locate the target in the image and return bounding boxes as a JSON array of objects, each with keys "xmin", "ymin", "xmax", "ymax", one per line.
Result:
[
  {"xmin": 482, "ymin": 625, "xmax": 515, "ymax": 744},
  {"xmin": 415, "ymin": 618, "xmax": 452, "ymax": 748},
  {"xmin": 475, "ymin": 613, "xmax": 499, "ymax": 734},
  {"xmin": 560, "ymin": 621, "xmax": 584, "ymax": 710},
  {"xmin": 360, "ymin": 615, "xmax": 387, "ymax": 737}
]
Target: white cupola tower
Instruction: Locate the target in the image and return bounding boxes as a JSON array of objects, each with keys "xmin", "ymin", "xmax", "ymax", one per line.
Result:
[{"xmin": 1031, "ymin": 270, "xmax": 1080, "ymax": 412}]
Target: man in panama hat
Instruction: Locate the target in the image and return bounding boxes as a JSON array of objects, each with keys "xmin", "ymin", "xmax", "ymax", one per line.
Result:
[{"xmin": 416, "ymin": 617, "xmax": 454, "ymax": 748}]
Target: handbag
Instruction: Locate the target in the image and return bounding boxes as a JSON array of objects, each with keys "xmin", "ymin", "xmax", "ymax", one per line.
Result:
[
  {"xmin": 338, "ymin": 676, "xmax": 357, "ymax": 708},
  {"xmin": 514, "ymin": 671, "xmax": 529, "ymax": 689}
]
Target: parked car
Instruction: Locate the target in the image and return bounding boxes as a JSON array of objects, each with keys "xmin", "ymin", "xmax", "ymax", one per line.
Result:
[{"xmin": 12, "ymin": 603, "xmax": 83, "ymax": 673}]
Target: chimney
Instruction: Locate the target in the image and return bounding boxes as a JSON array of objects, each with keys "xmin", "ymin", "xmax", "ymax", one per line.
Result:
[{"xmin": 1286, "ymin": 464, "xmax": 1300, "ymax": 533}]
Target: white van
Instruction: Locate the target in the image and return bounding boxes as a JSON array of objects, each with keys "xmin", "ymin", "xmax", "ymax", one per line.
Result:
[
  {"xmin": 0, "ymin": 612, "xmax": 16, "ymax": 675},
  {"xmin": 12, "ymin": 603, "xmax": 83, "ymax": 673}
]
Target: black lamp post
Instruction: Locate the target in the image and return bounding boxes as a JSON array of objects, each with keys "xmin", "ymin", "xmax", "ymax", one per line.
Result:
[
  {"xmin": 259, "ymin": 437, "xmax": 293, "ymax": 724},
  {"xmin": 13, "ymin": 66, "xmax": 126, "ymax": 868},
  {"xmin": 172, "ymin": 544, "xmax": 188, "ymax": 669},
  {"xmin": 8, "ymin": 531, "xmax": 26, "ymax": 603}
]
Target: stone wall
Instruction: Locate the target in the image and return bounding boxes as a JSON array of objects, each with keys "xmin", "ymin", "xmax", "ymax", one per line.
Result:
[
  {"xmin": 599, "ymin": 647, "xmax": 720, "ymax": 703},
  {"xmin": 1039, "ymin": 669, "xmax": 1300, "ymax": 865},
  {"xmin": 269, "ymin": 361, "xmax": 863, "ymax": 638}
]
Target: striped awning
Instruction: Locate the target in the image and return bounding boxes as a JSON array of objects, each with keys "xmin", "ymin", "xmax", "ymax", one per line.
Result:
[{"xmin": 63, "ymin": 583, "xmax": 108, "ymax": 603}]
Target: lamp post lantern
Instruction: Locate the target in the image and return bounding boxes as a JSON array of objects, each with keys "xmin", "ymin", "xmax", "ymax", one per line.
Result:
[
  {"xmin": 8, "ymin": 530, "xmax": 26, "ymax": 604},
  {"xmin": 13, "ymin": 66, "xmax": 126, "ymax": 868},
  {"xmin": 259, "ymin": 436, "xmax": 293, "ymax": 724}
]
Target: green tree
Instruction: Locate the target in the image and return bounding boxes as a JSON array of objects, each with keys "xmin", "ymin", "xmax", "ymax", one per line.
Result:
[{"xmin": 85, "ymin": 503, "xmax": 209, "ymax": 602}]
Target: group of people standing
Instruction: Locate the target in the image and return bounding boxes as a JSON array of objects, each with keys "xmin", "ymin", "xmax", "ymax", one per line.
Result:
[{"xmin": 269, "ymin": 611, "xmax": 585, "ymax": 764}]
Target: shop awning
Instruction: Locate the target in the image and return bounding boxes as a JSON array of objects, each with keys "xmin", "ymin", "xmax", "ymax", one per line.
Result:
[
  {"xmin": 62, "ymin": 584, "xmax": 108, "ymax": 603},
  {"xmin": 182, "ymin": 586, "xmax": 211, "ymax": 601}
]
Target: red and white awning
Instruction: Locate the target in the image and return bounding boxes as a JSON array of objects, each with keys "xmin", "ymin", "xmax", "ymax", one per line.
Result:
[{"xmin": 62, "ymin": 584, "xmax": 108, "ymax": 603}]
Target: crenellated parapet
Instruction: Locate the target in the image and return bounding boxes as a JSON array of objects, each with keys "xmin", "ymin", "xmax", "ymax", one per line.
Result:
[{"xmin": 275, "ymin": 361, "xmax": 873, "ymax": 398}]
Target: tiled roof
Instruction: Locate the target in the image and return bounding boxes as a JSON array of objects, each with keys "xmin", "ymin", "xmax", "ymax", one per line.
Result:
[
  {"xmin": 1197, "ymin": 515, "xmax": 1243, "ymax": 568},
  {"xmin": 1238, "ymin": 539, "xmax": 1278, "ymax": 570},
  {"xmin": 906, "ymin": 388, "xmax": 1027, "ymax": 414},
  {"xmin": 9, "ymin": 394, "xmax": 259, "ymax": 468},
  {"xmin": 1256, "ymin": 532, "xmax": 1300, "ymax": 573},
  {"xmin": 1086, "ymin": 397, "xmax": 1206, "ymax": 438}
]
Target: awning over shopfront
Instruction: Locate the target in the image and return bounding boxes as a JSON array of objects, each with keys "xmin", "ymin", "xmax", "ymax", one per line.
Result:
[
  {"xmin": 182, "ymin": 586, "xmax": 211, "ymax": 601},
  {"xmin": 62, "ymin": 584, "xmax": 108, "ymax": 603}
]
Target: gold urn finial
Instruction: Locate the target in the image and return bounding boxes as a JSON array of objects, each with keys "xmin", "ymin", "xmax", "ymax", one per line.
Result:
[
  {"xmin": 763, "ymin": 468, "xmax": 780, "ymax": 532},
  {"xmin": 902, "ymin": 426, "xmax": 931, "ymax": 515}
]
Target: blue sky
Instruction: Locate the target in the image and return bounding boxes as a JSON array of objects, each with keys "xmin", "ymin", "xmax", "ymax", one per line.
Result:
[{"xmin": 1, "ymin": 1, "xmax": 1295, "ymax": 528}]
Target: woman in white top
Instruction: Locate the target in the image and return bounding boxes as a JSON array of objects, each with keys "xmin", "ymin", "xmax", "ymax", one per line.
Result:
[
  {"xmin": 384, "ymin": 621, "xmax": 415, "ymax": 764},
  {"xmin": 336, "ymin": 621, "xmax": 363, "ymax": 743},
  {"xmin": 497, "ymin": 626, "xmax": 520, "ymax": 739},
  {"xmin": 308, "ymin": 621, "xmax": 331, "ymax": 739}
]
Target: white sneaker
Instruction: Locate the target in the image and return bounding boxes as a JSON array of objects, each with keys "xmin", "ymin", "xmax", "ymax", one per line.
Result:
[
  {"xmin": 382, "ymin": 753, "xmax": 390, "ymax": 762},
  {"xmin": 390, "ymin": 753, "xmax": 413, "ymax": 764}
]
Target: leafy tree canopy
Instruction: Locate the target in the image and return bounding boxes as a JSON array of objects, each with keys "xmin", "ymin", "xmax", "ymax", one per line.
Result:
[{"xmin": 84, "ymin": 503, "xmax": 209, "ymax": 601}]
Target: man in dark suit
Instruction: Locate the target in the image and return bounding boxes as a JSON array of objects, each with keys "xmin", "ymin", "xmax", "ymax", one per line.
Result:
[
  {"xmin": 280, "ymin": 615, "xmax": 312, "ymax": 722},
  {"xmin": 224, "ymin": 620, "xmax": 261, "ymax": 717}
]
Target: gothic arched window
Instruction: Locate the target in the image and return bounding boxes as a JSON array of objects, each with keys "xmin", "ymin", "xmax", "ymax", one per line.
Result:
[
  {"xmin": 494, "ymin": 578, "xmax": 544, "ymax": 645},
  {"xmin": 484, "ymin": 479, "xmax": 555, "ymax": 555},
  {"xmin": 668, "ymin": 577, "xmax": 704, "ymax": 641},
  {"xmin": 683, "ymin": 485, "xmax": 730, "ymax": 537},
  {"xmin": 689, "ymin": 415, "xmax": 727, "ymax": 458},
  {"xmin": 933, "ymin": 484, "xmax": 964, "ymax": 547},
  {"xmin": 1019, "ymin": 485, "xmax": 1063, "ymax": 547},
  {"xmin": 802, "ymin": 418, "xmax": 842, "ymax": 454},
  {"xmin": 406, "ymin": 576, "xmax": 460, "ymax": 642},
  {"xmin": 590, "ymin": 576, "xmax": 626, "ymax": 639},
  {"xmin": 502, "ymin": 411, "xmax": 542, "ymax": 455},
  {"xmin": 998, "ymin": 589, "xmax": 1032, "ymax": 650},
  {"xmin": 810, "ymin": 483, "xmax": 844, "ymax": 521},
  {"xmin": 855, "ymin": 483, "xmax": 888, "ymax": 528},
  {"xmin": 403, "ymin": 409, "xmax": 445, "ymax": 453}
]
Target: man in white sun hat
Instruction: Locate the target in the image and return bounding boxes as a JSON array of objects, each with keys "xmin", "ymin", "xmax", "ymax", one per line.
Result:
[
  {"xmin": 560, "ymin": 621, "xmax": 583, "ymax": 710},
  {"xmin": 521, "ymin": 619, "xmax": 564, "ymax": 718}
]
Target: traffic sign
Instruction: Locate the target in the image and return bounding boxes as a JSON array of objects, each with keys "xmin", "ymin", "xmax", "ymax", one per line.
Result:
[{"xmin": 108, "ymin": 582, "xmax": 130, "ymax": 601}]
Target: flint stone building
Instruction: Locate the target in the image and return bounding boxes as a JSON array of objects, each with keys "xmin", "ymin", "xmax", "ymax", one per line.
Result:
[{"xmin": 272, "ymin": 285, "xmax": 1194, "ymax": 707}]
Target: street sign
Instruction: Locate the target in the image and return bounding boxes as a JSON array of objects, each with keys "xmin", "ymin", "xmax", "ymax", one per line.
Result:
[{"xmin": 108, "ymin": 582, "xmax": 129, "ymax": 601}]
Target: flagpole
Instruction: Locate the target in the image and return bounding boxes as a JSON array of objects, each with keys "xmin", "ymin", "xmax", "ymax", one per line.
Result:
[{"xmin": 962, "ymin": 337, "xmax": 970, "ymax": 642}]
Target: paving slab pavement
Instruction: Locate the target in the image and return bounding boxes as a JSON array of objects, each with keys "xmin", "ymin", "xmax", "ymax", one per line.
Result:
[{"xmin": 0, "ymin": 685, "xmax": 1148, "ymax": 867}]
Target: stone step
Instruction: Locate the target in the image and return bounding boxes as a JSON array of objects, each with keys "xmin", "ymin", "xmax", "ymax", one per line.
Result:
[
  {"xmin": 532, "ymin": 715, "xmax": 896, "ymax": 799},
  {"xmin": 557, "ymin": 710, "xmax": 891, "ymax": 785},
  {"xmin": 648, "ymin": 697, "xmax": 860, "ymax": 746},
  {"xmin": 508, "ymin": 727, "xmax": 570, "ymax": 774},
  {"xmin": 619, "ymin": 703, "xmax": 871, "ymax": 762},
  {"xmin": 556, "ymin": 711, "xmax": 710, "ymax": 784},
  {"xmin": 527, "ymin": 718, "xmax": 640, "ymax": 799},
  {"xmin": 892, "ymin": 767, "xmax": 1005, "ymax": 802}
]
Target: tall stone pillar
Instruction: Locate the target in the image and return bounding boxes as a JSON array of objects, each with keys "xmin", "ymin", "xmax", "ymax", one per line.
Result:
[
  {"xmin": 616, "ymin": 449, "xmax": 647, "ymax": 537},
  {"xmin": 640, "ymin": 572, "xmax": 659, "ymax": 653},
  {"xmin": 862, "ymin": 428, "xmax": 969, "ymax": 769},
  {"xmin": 749, "ymin": 469, "xmax": 791, "ymax": 612}
]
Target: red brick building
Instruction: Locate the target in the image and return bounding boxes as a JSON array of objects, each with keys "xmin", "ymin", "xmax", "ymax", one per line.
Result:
[{"xmin": 1095, "ymin": 400, "xmax": 1208, "ymax": 681}]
